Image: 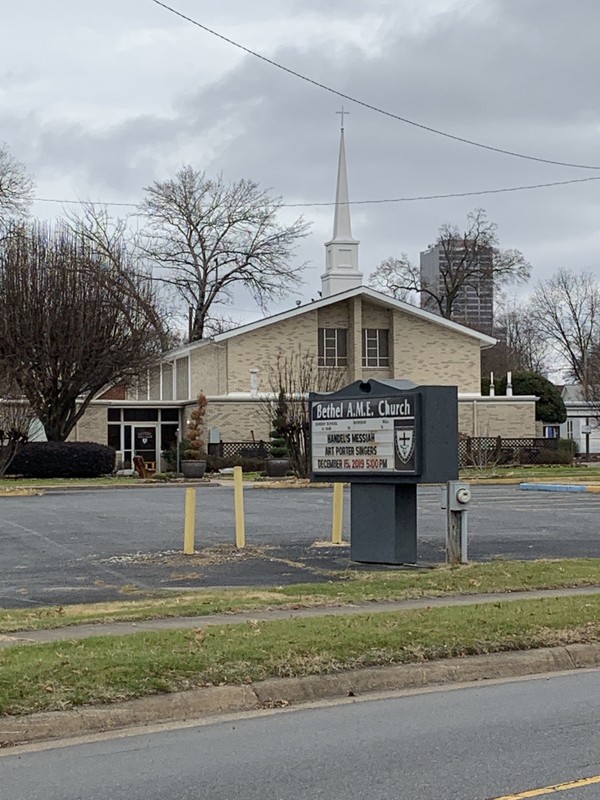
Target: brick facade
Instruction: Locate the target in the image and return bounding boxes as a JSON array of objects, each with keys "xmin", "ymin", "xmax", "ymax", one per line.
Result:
[
  {"xmin": 73, "ymin": 288, "xmax": 536, "ymax": 445},
  {"xmin": 203, "ymin": 397, "xmax": 536, "ymax": 443},
  {"xmin": 226, "ymin": 309, "xmax": 320, "ymax": 394},
  {"xmin": 218, "ymin": 296, "xmax": 481, "ymax": 396},
  {"xmin": 190, "ymin": 400, "xmax": 270, "ymax": 442},
  {"xmin": 458, "ymin": 399, "xmax": 536, "ymax": 438},
  {"xmin": 68, "ymin": 405, "xmax": 108, "ymax": 444}
]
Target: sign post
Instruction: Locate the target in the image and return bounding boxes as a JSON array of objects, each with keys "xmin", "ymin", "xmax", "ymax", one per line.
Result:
[
  {"xmin": 443, "ymin": 481, "xmax": 472, "ymax": 564},
  {"xmin": 309, "ymin": 379, "xmax": 458, "ymax": 564}
]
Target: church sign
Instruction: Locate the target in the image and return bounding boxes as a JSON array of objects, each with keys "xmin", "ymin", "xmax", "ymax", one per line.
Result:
[
  {"xmin": 309, "ymin": 379, "xmax": 457, "ymax": 485},
  {"xmin": 311, "ymin": 394, "xmax": 420, "ymax": 476},
  {"xmin": 309, "ymin": 379, "xmax": 458, "ymax": 566}
]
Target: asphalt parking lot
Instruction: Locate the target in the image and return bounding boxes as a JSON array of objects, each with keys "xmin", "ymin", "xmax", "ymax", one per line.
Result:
[{"xmin": 1, "ymin": 484, "xmax": 599, "ymax": 607}]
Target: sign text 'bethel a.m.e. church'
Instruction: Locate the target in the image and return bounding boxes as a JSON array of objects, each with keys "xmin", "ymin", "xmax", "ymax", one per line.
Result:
[{"xmin": 310, "ymin": 395, "xmax": 420, "ymax": 475}]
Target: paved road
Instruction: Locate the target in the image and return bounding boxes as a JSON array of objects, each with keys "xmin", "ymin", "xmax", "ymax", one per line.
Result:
[
  {"xmin": 0, "ymin": 485, "xmax": 599, "ymax": 606},
  {"xmin": 3, "ymin": 670, "xmax": 600, "ymax": 799}
]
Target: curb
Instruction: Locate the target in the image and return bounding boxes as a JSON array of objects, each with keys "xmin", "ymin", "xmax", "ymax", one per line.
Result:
[
  {"xmin": 251, "ymin": 481, "xmax": 339, "ymax": 489},
  {"xmin": 519, "ymin": 482, "xmax": 600, "ymax": 493},
  {"xmin": 0, "ymin": 481, "xmax": 222, "ymax": 494},
  {"xmin": 2, "ymin": 643, "xmax": 599, "ymax": 748},
  {"xmin": 2, "ymin": 480, "xmax": 333, "ymax": 493},
  {"xmin": 465, "ymin": 478, "xmax": 524, "ymax": 485},
  {"xmin": 5, "ymin": 478, "xmax": 600, "ymax": 492}
]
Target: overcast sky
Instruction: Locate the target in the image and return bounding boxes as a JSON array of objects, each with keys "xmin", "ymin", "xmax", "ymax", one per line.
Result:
[{"xmin": 3, "ymin": 0, "xmax": 600, "ymax": 322}]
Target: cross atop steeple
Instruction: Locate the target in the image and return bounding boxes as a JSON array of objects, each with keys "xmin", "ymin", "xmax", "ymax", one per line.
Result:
[{"xmin": 336, "ymin": 105, "xmax": 349, "ymax": 131}]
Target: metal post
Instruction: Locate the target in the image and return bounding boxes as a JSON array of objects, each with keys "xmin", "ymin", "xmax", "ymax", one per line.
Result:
[
  {"xmin": 183, "ymin": 487, "xmax": 196, "ymax": 555},
  {"xmin": 446, "ymin": 506, "xmax": 461, "ymax": 564},
  {"xmin": 446, "ymin": 507, "xmax": 468, "ymax": 564},
  {"xmin": 586, "ymin": 417, "xmax": 590, "ymax": 459},
  {"xmin": 460, "ymin": 510, "xmax": 468, "ymax": 564},
  {"xmin": 234, "ymin": 466, "xmax": 246, "ymax": 548},
  {"xmin": 331, "ymin": 483, "xmax": 344, "ymax": 544},
  {"xmin": 176, "ymin": 427, "xmax": 181, "ymax": 475}
]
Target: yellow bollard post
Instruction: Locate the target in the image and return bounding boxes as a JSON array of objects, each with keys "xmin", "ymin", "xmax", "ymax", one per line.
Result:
[
  {"xmin": 331, "ymin": 482, "xmax": 344, "ymax": 544},
  {"xmin": 234, "ymin": 466, "xmax": 246, "ymax": 548},
  {"xmin": 183, "ymin": 487, "xmax": 196, "ymax": 555}
]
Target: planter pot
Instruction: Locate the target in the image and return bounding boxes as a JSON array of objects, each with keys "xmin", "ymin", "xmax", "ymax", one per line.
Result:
[
  {"xmin": 181, "ymin": 460, "xmax": 207, "ymax": 479},
  {"xmin": 265, "ymin": 457, "xmax": 291, "ymax": 478}
]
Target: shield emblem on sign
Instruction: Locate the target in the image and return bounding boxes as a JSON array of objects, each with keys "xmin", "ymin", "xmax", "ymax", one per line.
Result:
[{"xmin": 395, "ymin": 427, "xmax": 414, "ymax": 465}]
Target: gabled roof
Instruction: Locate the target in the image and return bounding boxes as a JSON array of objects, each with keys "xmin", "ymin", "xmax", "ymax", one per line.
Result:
[
  {"xmin": 561, "ymin": 384, "xmax": 584, "ymax": 403},
  {"xmin": 164, "ymin": 285, "xmax": 496, "ymax": 358}
]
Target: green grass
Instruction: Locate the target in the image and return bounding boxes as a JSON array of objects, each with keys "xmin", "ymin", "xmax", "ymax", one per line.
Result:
[
  {"xmin": 1, "ymin": 594, "xmax": 598, "ymax": 715},
  {"xmin": 1, "ymin": 559, "xmax": 599, "ymax": 634},
  {"xmin": 461, "ymin": 465, "xmax": 600, "ymax": 480}
]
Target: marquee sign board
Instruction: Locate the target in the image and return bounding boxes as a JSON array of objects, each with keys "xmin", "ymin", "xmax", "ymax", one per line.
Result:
[
  {"xmin": 309, "ymin": 379, "xmax": 458, "ymax": 486},
  {"xmin": 309, "ymin": 379, "xmax": 458, "ymax": 564},
  {"xmin": 311, "ymin": 394, "xmax": 421, "ymax": 476}
]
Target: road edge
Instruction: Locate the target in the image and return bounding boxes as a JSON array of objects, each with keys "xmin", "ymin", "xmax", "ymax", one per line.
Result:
[{"xmin": 2, "ymin": 642, "xmax": 599, "ymax": 748}]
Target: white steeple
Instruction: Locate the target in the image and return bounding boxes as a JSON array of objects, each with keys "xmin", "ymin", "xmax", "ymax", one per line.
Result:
[{"xmin": 321, "ymin": 110, "xmax": 362, "ymax": 298}]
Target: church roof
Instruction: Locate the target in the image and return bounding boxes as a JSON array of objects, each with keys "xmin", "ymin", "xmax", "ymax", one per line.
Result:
[
  {"xmin": 561, "ymin": 384, "xmax": 584, "ymax": 402},
  {"xmin": 165, "ymin": 285, "xmax": 496, "ymax": 359}
]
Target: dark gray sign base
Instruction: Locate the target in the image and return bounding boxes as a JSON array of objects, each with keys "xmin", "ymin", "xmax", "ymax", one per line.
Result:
[{"xmin": 350, "ymin": 483, "xmax": 417, "ymax": 565}]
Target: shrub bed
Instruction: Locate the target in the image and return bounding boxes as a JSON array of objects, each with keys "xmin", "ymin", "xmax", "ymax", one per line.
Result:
[
  {"xmin": 531, "ymin": 447, "xmax": 573, "ymax": 465},
  {"xmin": 7, "ymin": 442, "xmax": 116, "ymax": 478},
  {"xmin": 205, "ymin": 455, "xmax": 266, "ymax": 473}
]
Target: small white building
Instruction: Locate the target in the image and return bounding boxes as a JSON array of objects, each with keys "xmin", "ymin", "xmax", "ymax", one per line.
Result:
[{"xmin": 559, "ymin": 384, "xmax": 600, "ymax": 454}]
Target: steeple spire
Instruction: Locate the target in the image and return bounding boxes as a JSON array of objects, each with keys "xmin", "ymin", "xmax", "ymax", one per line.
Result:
[
  {"xmin": 331, "ymin": 127, "xmax": 354, "ymax": 241},
  {"xmin": 321, "ymin": 110, "xmax": 362, "ymax": 298}
]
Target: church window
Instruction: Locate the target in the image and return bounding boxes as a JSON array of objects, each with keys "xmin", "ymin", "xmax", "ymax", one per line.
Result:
[
  {"xmin": 362, "ymin": 329, "xmax": 389, "ymax": 367},
  {"xmin": 318, "ymin": 328, "xmax": 347, "ymax": 367}
]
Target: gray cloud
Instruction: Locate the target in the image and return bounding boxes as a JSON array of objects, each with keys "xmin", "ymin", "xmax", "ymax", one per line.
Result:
[{"xmin": 4, "ymin": 0, "xmax": 600, "ymax": 313}]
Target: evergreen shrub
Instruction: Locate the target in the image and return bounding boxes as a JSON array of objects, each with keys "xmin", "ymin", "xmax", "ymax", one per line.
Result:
[{"xmin": 8, "ymin": 442, "xmax": 116, "ymax": 478}]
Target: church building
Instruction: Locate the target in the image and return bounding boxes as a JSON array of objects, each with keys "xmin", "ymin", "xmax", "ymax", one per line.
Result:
[{"xmin": 72, "ymin": 126, "xmax": 537, "ymax": 469}]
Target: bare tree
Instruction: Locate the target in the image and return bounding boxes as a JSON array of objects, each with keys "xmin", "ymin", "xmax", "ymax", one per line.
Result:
[
  {"xmin": 0, "ymin": 143, "xmax": 33, "ymax": 225},
  {"xmin": 262, "ymin": 346, "xmax": 345, "ymax": 477},
  {"xmin": 368, "ymin": 255, "xmax": 418, "ymax": 303},
  {"xmin": 0, "ymin": 379, "xmax": 35, "ymax": 476},
  {"xmin": 482, "ymin": 300, "xmax": 548, "ymax": 376},
  {"xmin": 529, "ymin": 269, "xmax": 600, "ymax": 389},
  {"xmin": 64, "ymin": 202, "xmax": 172, "ymax": 351},
  {"xmin": 138, "ymin": 166, "xmax": 310, "ymax": 342},
  {"xmin": 370, "ymin": 209, "xmax": 530, "ymax": 324},
  {"xmin": 200, "ymin": 313, "xmax": 240, "ymax": 339},
  {"xmin": 0, "ymin": 223, "xmax": 165, "ymax": 441}
]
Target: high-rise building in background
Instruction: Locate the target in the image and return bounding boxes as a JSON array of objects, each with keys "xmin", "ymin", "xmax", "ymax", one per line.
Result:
[{"xmin": 419, "ymin": 241, "xmax": 494, "ymax": 334}]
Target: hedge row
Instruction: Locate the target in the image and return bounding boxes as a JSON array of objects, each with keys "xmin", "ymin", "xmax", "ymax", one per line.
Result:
[
  {"xmin": 7, "ymin": 442, "xmax": 116, "ymax": 478},
  {"xmin": 205, "ymin": 455, "xmax": 266, "ymax": 473}
]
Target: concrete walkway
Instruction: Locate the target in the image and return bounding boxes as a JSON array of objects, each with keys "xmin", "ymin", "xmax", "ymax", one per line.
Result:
[{"xmin": 2, "ymin": 585, "xmax": 599, "ymax": 649}]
